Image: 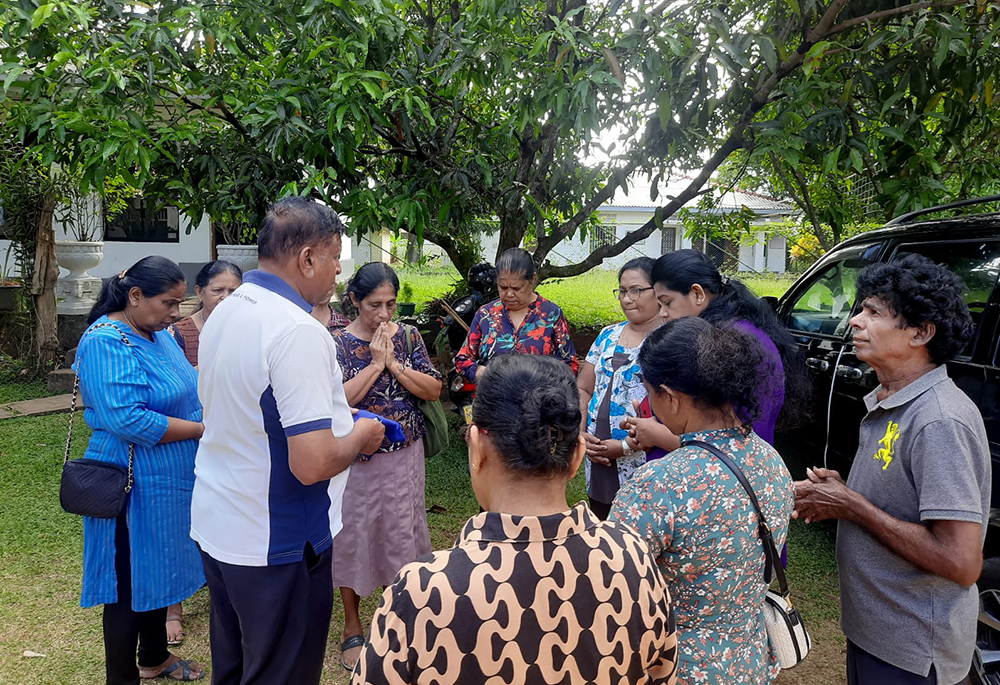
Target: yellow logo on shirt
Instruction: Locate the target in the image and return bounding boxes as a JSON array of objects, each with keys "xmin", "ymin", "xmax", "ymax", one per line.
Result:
[{"xmin": 875, "ymin": 420, "xmax": 900, "ymax": 471}]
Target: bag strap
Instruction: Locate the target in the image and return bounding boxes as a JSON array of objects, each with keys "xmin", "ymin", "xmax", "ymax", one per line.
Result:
[
  {"xmin": 404, "ymin": 323, "xmax": 414, "ymax": 361},
  {"xmin": 682, "ymin": 439, "xmax": 789, "ymax": 596},
  {"xmin": 64, "ymin": 322, "xmax": 135, "ymax": 493}
]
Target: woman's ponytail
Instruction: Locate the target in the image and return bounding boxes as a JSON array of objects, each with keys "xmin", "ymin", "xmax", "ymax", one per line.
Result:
[{"xmin": 86, "ymin": 256, "xmax": 185, "ymax": 324}]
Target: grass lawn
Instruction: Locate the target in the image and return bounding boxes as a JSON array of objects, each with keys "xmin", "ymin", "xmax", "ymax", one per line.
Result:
[
  {"xmin": 398, "ymin": 265, "xmax": 796, "ymax": 331},
  {"xmin": 0, "ymin": 403, "xmax": 841, "ymax": 685}
]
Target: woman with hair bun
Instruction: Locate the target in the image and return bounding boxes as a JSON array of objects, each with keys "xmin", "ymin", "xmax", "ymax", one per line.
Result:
[
  {"xmin": 76, "ymin": 256, "xmax": 205, "ymax": 683},
  {"xmin": 168, "ymin": 260, "xmax": 242, "ymax": 368},
  {"xmin": 611, "ymin": 317, "xmax": 794, "ymax": 685},
  {"xmin": 353, "ymin": 354, "xmax": 679, "ymax": 685}
]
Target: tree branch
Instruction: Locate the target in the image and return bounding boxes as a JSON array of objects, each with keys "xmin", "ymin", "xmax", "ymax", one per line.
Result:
[
  {"xmin": 827, "ymin": 0, "xmax": 968, "ymax": 36},
  {"xmin": 537, "ymin": 0, "xmax": 868, "ymax": 278}
]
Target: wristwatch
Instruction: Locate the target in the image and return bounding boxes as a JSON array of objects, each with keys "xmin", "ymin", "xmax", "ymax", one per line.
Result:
[{"xmin": 621, "ymin": 438, "xmax": 636, "ymax": 457}]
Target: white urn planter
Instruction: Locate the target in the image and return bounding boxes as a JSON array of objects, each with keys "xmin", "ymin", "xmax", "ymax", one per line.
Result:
[
  {"xmin": 217, "ymin": 244, "xmax": 259, "ymax": 273},
  {"xmin": 56, "ymin": 241, "xmax": 105, "ymax": 315}
]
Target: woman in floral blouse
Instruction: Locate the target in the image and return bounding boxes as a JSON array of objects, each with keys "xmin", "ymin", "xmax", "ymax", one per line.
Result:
[
  {"xmin": 611, "ymin": 317, "xmax": 794, "ymax": 685},
  {"xmin": 353, "ymin": 354, "xmax": 678, "ymax": 685},
  {"xmin": 578, "ymin": 257, "xmax": 660, "ymax": 520},
  {"xmin": 329, "ymin": 262, "xmax": 442, "ymax": 671},
  {"xmin": 455, "ymin": 248, "xmax": 577, "ymax": 381}
]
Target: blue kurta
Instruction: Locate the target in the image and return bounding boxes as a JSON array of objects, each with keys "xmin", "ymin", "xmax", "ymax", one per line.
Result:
[{"xmin": 73, "ymin": 316, "xmax": 205, "ymax": 611}]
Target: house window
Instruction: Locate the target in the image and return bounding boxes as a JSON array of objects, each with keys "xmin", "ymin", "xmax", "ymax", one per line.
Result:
[
  {"xmin": 591, "ymin": 223, "xmax": 616, "ymax": 252},
  {"xmin": 660, "ymin": 226, "xmax": 677, "ymax": 254},
  {"xmin": 105, "ymin": 199, "xmax": 180, "ymax": 243}
]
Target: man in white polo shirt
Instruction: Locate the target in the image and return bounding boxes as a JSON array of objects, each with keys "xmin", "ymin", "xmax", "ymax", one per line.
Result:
[{"xmin": 192, "ymin": 197, "xmax": 384, "ymax": 685}]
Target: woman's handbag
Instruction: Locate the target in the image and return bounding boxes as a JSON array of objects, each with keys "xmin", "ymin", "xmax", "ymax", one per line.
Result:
[
  {"xmin": 59, "ymin": 322, "xmax": 135, "ymax": 518},
  {"xmin": 683, "ymin": 439, "xmax": 811, "ymax": 669},
  {"xmin": 404, "ymin": 325, "xmax": 450, "ymax": 457}
]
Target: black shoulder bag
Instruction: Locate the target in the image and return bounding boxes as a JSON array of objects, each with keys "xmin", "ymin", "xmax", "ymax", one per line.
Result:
[
  {"xmin": 683, "ymin": 439, "xmax": 811, "ymax": 668},
  {"xmin": 59, "ymin": 322, "xmax": 135, "ymax": 518}
]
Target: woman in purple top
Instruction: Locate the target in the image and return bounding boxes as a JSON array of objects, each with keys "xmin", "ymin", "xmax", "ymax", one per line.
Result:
[{"xmin": 624, "ymin": 249, "xmax": 807, "ymax": 453}]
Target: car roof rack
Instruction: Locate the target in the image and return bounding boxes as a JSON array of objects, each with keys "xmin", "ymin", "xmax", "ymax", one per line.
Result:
[{"xmin": 886, "ymin": 194, "xmax": 1000, "ymax": 226}]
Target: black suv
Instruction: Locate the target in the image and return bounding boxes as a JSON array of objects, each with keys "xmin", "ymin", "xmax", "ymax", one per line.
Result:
[{"xmin": 769, "ymin": 197, "xmax": 1000, "ymax": 684}]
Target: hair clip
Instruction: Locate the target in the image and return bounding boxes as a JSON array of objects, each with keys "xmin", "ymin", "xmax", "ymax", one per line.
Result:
[
  {"xmin": 118, "ymin": 269, "xmax": 128, "ymax": 279},
  {"xmin": 549, "ymin": 426, "xmax": 560, "ymax": 455},
  {"xmin": 720, "ymin": 274, "xmax": 731, "ymax": 287}
]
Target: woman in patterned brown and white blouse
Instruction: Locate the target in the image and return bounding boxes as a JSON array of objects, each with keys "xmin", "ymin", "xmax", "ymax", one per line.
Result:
[{"xmin": 353, "ymin": 354, "xmax": 678, "ymax": 685}]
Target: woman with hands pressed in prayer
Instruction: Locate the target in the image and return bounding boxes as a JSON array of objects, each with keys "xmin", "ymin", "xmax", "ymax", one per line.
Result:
[{"xmin": 329, "ymin": 262, "xmax": 442, "ymax": 671}]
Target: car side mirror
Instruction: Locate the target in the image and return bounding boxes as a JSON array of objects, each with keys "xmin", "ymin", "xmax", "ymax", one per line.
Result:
[{"xmin": 761, "ymin": 295, "xmax": 778, "ymax": 312}]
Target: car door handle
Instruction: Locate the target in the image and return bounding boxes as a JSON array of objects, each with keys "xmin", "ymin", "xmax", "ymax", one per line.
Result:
[
  {"xmin": 835, "ymin": 365, "xmax": 864, "ymax": 381},
  {"xmin": 805, "ymin": 357, "xmax": 830, "ymax": 372}
]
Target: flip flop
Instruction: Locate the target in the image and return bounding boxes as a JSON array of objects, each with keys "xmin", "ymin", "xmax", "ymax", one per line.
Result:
[
  {"xmin": 151, "ymin": 659, "xmax": 204, "ymax": 681},
  {"xmin": 340, "ymin": 634, "xmax": 365, "ymax": 672}
]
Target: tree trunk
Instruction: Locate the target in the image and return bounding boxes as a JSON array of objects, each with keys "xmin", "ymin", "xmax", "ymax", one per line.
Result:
[
  {"xmin": 30, "ymin": 191, "xmax": 60, "ymax": 368},
  {"xmin": 405, "ymin": 231, "xmax": 422, "ymax": 264}
]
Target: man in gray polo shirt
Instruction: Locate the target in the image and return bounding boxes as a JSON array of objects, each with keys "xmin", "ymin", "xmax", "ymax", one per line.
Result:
[{"xmin": 795, "ymin": 254, "xmax": 989, "ymax": 685}]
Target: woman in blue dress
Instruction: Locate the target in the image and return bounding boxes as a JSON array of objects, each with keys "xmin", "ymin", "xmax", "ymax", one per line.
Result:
[
  {"xmin": 75, "ymin": 256, "xmax": 206, "ymax": 683},
  {"xmin": 610, "ymin": 317, "xmax": 794, "ymax": 684}
]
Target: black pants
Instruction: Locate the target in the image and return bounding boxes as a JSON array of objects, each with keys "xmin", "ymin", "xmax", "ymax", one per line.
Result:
[
  {"xmin": 104, "ymin": 516, "xmax": 170, "ymax": 685},
  {"xmin": 847, "ymin": 640, "xmax": 971, "ymax": 685},
  {"xmin": 588, "ymin": 496, "xmax": 613, "ymax": 521},
  {"xmin": 200, "ymin": 543, "xmax": 334, "ymax": 685}
]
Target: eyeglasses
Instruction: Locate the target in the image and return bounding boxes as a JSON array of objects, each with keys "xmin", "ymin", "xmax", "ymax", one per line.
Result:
[{"xmin": 613, "ymin": 286, "xmax": 654, "ymax": 300}]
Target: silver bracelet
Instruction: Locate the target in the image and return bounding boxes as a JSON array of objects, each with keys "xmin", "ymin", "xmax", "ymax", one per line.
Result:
[{"xmin": 621, "ymin": 438, "xmax": 635, "ymax": 457}]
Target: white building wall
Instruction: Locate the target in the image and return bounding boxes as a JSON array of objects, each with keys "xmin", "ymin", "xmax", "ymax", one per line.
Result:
[{"xmin": 50, "ymin": 211, "xmax": 213, "ymax": 279}]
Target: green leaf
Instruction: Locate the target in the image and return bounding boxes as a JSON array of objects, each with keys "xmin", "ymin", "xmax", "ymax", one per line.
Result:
[
  {"xmin": 31, "ymin": 3, "xmax": 56, "ymax": 29},
  {"xmin": 757, "ymin": 35, "xmax": 777, "ymax": 73},
  {"xmin": 934, "ymin": 37, "xmax": 949, "ymax": 69},
  {"xmin": 822, "ymin": 147, "xmax": 840, "ymax": 174},
  {"xmin": 949, "ymin": 39, "xmax": 970, "ymax": 57},
  {"xmin": 802, "ymin": 40, "xmax": 830, "ymax": 78},
  {"xmin": 2, "ymin": 64, "xmax": 25, "ymax": 93},
  {"xmin": 784, "ymin": 0, "xmax": 800, "ymax": 16},
  {"xmin": 849, "ymin": 148, "xmax": 863, "ymax": 172}
]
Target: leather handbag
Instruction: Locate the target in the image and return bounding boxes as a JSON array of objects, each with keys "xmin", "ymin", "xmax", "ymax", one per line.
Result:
[
  {"xmin": 683, "ymin": 439, "xmax": 811, "ymax": 669},
  {"xmin": 404, "ymin": 325, "xmax": 450, "ymax": 457},
  {"xmin": 59, "ymin": 322, "xmax": 135, "ymax": 518}
]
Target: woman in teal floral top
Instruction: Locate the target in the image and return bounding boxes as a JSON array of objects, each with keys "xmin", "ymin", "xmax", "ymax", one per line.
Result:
[{"xmin": 611, "ymin": 317, "xmax": 794, "ymax": 685}]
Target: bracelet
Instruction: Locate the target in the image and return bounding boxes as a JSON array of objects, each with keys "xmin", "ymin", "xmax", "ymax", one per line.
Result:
[
  {"xmin": 621, "ymin": 438, "xmax": 635, "ymax": 457},
  {"xmin": 393, "ymin": 365, "xmax": 406, "ymax": 380}
]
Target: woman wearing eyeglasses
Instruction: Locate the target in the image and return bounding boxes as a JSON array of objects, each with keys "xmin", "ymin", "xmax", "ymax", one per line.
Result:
[{"xmin": 577, "ymin": 257, "xmax": 660, "ymax": 520}]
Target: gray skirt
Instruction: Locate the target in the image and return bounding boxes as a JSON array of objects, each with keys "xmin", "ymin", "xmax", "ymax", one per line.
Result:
[{"xmin": 331, "ymin": 439, "xmax": 433, "ymax": 596}]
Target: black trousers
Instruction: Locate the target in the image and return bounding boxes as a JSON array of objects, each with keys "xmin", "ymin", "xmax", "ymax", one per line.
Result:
[
  {"xmin": 588, "ymin": 496, "xmax": 613, "ymax": 521},
  {"xmin": 847, "ymin": 640, "xmax": 971, "ymax": 685},
  {"xmin": 104, "ymin": 516, "xmax": 170, "ymax": 685},
  {"xmin": 200, "ymin": 543, "xmax": 334, "ymax": 685}
]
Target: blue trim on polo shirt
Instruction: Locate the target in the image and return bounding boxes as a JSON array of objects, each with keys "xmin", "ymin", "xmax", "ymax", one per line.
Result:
[
  {"xmin": 243, "ymin": 269, "xmax": 312, "ymax": 313},
  {"xmin": 259, "ymin": 386, "xmax": 333, "ymax": 565},
  {"xmin": 285, "ymin": 418, "xmax": 332, "ymax": 437}
]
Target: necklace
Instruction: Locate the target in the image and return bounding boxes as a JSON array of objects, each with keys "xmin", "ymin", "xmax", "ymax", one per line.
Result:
[{"xmin": 121, "ymin": 309, "xmax": 149, "ymax": 340}]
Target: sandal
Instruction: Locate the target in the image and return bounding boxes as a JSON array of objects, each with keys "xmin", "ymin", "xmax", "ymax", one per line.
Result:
[
  {"xmin": 165, "ymin": 611, "xmax": 184, "ymax": 646},
  {"xmin": 340, "ymin": 634, "xmax": 365, "ymax": 672},
  {"xmin": 140, "ymin": 658, "xmax": 205, "ymax": 681}
]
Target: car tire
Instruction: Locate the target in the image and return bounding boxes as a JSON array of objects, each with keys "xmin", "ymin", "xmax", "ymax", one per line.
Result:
[{"xmin": 972, "ymin": 558, "xmax": 1000, "ymax": 685}]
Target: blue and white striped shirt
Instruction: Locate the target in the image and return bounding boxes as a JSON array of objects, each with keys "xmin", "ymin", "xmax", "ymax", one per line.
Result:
[{"xmin": 73, "ymin": 316, "xmax": 205, "ymax": 611}]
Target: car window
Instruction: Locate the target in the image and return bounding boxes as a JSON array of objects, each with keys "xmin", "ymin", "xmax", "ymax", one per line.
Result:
[
  {"xmin": 894, "ymin": 241, "xmax": 1000, "ymax": 358},
  {"xmin": 786, "ymin": 245, "xmax": 880, "ymax": 337}
]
